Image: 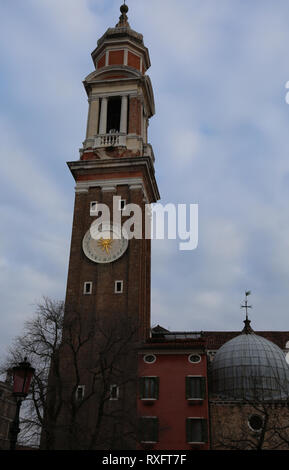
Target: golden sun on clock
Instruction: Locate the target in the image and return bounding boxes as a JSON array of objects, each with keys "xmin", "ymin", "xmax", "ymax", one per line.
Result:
[{"xmin": 82, "ymin": 223, "xmax": 128, "ymax": 264}]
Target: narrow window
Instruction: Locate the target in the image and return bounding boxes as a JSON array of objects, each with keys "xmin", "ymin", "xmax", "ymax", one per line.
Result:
[
  {"xmin": 115, "ymin": 280, "xmax": 123, "ymax": 294},
  {"xmin": 185, "ymin": 376, "xmax": 206, "ymax": 400},
  {"xmin": 76, "ymin": 385, "xmax": 85, "ymax": 401},
  {"xmin": 107, "ymin": 96, "xmax": 121, "ymax": 133},
  {"xmin": 110, "ymin": 384, "xmax": 119, "ymax": 400},
  {"xmin": 186, "ymin": 418, "xmax": 208, "ymax": 444},
  {"xmin": 140, "ymin": 377, "xmax": 159, "ymax": 400},
  {"xmin": 83, "ymin": 282, "xmax": 92, "ymax": 295},
  {"xmin": 119, "ymin": 199, "xmax": 126, "ymax": 211},
  {"xmin": 90, "ymin": 201, "xmax": 98, "ymax": 215},
  {"xmin": 139, "ymin": 417, "xmax": 159, "ymax": 443}
]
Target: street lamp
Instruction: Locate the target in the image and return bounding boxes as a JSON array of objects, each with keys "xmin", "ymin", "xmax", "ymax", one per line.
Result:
[{"xmin": 9, "ymin": 357, "xmax": 35, "ymax": 450}]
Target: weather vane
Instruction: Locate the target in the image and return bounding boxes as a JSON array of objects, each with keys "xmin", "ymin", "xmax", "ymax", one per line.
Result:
[{"xmin": 241, "ymin": 290, "xmax": 252, "ymax": 321}]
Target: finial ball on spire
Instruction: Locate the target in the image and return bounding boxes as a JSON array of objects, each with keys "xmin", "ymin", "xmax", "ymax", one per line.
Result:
[{"xmin": 120, "ymin": 3, "xmax": 129, "ymax": 14}]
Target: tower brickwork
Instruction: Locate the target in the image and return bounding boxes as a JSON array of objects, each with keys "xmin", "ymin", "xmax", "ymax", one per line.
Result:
[{"xmin": 42, "ymin": 5, "xmax": 159, "ymax": 450}]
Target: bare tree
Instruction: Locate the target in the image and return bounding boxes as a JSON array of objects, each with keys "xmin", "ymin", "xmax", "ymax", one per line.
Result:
[
  {"xmin": 50, "ymin": 308, "xmax": 140, "ymax": 450},
  {"xmin": 210, "ymin": 380, "xmax": 289, "ymax": 450},
  {"xmin": 1, "ymin": 297, "xmax": 140, "ymax": 450},
  {"xmin": 210, "ymin": 400, "xmax": 289, "ymax": 450},
  {"xmin": 0, "ymin": 297, "xmax": 64, "ymax": 448}
]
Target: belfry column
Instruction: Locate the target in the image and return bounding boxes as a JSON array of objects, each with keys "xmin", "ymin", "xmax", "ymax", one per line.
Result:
[
  {"xmin": 99, "ymin": 97, "xmax": 108, "ymax": 134},
  {"xmin": 120, "ymin": 95, "xmax": 128, "ymax": 134},
  {"xmin": 86, "ymin": 97, "xmax": 100, "ymax": 139}
]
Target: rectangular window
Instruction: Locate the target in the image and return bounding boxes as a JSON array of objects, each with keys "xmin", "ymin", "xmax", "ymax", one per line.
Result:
[
  {"xmin": 119, "ymin": 199, "xmax": 126, "ymax": 211},
  {"xmin": 83, "ymin": 282, "xmax": 92, "ymax": 295},
  {"xmin": 90, "ymin": 201, "xmax": 98, "ymax": 215},
  {"xmin": 115, "ymin": 280, "xmax": 123, "ymax": 294},
  {"xmin": 107, "ymin": 96, "xmax": 121, "ymax": 133},
  {"xmin": 139, "ymin": 377, "xmax": 159, "ymax": 400},
  {"xmin": 186, "ymin": 418, "xmax": 208, "ymax": 444},
  {"xmin": 110, "ymin": 384, "xmax": 119, "ymax": 400},
  {"xmin": 139, "ymin": 417, "xmax": 159, "ymax": 443},
  {"xmin": 76, "ymin": 385, "xmax": 85, "ymax": 401},
  {"xmin": 186, "ymin": 376, "xmax": 206, "ymax": 400}
]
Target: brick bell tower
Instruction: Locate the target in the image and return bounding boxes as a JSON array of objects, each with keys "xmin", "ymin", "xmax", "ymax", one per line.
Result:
[
  {"xmin": 46, "ymin": 4, "xmax": 160, "ymax": 450},
  {"xmin": 66, "ymin": 3, "xmax": 159, "ymax": 341}
]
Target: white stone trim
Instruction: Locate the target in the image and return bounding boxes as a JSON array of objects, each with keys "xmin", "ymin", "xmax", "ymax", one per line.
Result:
[
  {"xmin": 101, "ymin": 185, "xmax": 117, "ymax": 192},
  {"xmin": 99, "ymin": 97, "xmax": 108, "ymax": 134},
  {"xmin": 83, "ymin": 281, "xmax": 93, "ymax": 295},
  {"xmin": 115, "ymin": 280, "xmax": 123, "ymax": 293},
  {"xmin": 129, "ymin": 184, "xmax": 143, "ymax": 191},
  {"xmin": 76, "ymin": 385, "xmax": 85, "ymax": 401},
  {"xmin": 120, "ymin": 95, "xmax": 128, "ymax": 134},
  {"xmin": 124, "ymin": 48, "xmax": 128, "ymax": 65},
  {"xmin": 75, "ymin": 177, "xmax": 148, "ymax": 200},
  {"xmin": 91, "ymin": 91, "xmax": 137, "ymax": 99},
  {"xmin": 109, "ymin": 384, "xmax": 120, "ymax": 401}
]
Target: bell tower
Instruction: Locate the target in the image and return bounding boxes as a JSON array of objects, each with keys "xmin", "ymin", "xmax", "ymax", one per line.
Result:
[
  {"xmin": 65, "ymin": 3, "xmax": 159, "ymax": 339},
  {"xmin": 46, "ymin": 4, "xmax": 160, "ymax": 450}
]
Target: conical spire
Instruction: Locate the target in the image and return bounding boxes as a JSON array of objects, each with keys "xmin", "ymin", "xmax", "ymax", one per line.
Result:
[{"xmin": 116, "ymin": 3, "xmax": 130, "ymax": 28}]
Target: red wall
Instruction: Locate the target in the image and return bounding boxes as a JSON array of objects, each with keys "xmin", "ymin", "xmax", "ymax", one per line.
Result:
[
  {"xmin": 138, "ymin": 352, "xmax": 209, "ymax": 450},
  {"xmin": 109, "ymin": 50, "xmax": 124, "ymax": 65}
]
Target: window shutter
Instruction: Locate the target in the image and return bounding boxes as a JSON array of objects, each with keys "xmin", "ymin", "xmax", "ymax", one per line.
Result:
[
  {"xmin": 139, "ymin": 377, "xmax": 145, "ymax": 399},
  {"xmin": 201, "ymin": 377, "xmax": 206, "ymax": 399},
  {"xmin": 185, "ymin": 377, "xmax": 190, "ymax": 399},
  {"xmin": 201, "ymin": 419, "xmax": 208, "ymax": 443},
  {"xmin": 137, "ymin": 417, "xmax": 142, "ymax": 441},
  {"xmin": 153, "ymin": 417, "xmax": 159, "ymax": 442},
  {"xmin": 186, "ymin": 418, "xmax": 192, "ymax": 442},
  {"xmin": 155, "ymin": 377, "xmax": 159, "ymax": 399}
]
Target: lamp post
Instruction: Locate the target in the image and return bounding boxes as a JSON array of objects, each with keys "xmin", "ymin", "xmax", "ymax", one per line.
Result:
[{"xmin": 9, "ymin": 358, "xmax": 35, "ymax": 450}]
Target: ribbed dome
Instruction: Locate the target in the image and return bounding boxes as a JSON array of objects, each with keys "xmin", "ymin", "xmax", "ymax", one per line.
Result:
[{"xmin": 211, "ymin": 322, "xmax": 289, "ymax": 401}]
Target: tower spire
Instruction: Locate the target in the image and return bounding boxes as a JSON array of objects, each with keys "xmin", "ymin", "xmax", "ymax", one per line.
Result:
[
  {"xmin": 116, "ymin": 2, "xmax": 130, "ymax": 28},
  {"xmin": 241, "ymin": 290, "xmax": 253, "ymax": 334}
]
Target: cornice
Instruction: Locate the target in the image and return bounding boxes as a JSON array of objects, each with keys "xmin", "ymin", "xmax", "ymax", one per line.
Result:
[{"xmin": 67, "ymin": 156, "xmax": 160, "ymax": 203}]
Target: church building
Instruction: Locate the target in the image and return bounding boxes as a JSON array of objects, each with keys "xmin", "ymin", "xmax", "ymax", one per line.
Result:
[{"xmin": 41, "ymin": 4, "xmax": 289, "ymax": 451}]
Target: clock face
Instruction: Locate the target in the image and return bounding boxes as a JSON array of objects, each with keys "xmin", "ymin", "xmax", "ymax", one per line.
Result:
[{"xmin": 82, "ymin": 223, "xmax": 128, "ymax": 264}]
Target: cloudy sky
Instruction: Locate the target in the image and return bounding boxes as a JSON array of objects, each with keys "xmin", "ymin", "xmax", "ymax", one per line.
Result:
[{"xmin": 1, "ymin": 0, "xmax": 289, "ymax": 358}]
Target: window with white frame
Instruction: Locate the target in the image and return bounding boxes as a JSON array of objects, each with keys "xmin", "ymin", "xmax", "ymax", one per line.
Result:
[
  {"xmin": 83, "ymin": 282, "xmax": 92, "ymax": 295},
  {"xmin": 75, "ymin": 385, "xmax": 85, "ymax": 401},
  {"xmin": 185, "ymin": 376, "xmax": 206, "ymax": 400},
  {"xmin": 186, "ymin": 418, "xmax": 208, "ymax": 444},
  {"xmin": 119, "ymin": 199, "xmax": 126, "ymax": 211},
  {"xmin": 139, "ymin": 377, "xmax": 159, "ymax": 400},
  {"xmin": 139, "ymin": 417, "xmax": 159, "ymax": 443},
  {"xmin": 110, "ymin": 384, "xmax": 119, "ymax": 400},
  {"xmin": 115, "ymin": 280, "xmax": 123, "ymax": 293}
]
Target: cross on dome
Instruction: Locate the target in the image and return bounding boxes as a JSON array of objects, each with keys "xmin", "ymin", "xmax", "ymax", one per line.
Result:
[{"xmin": 241, "ymin": 290, "xmax": 253, "ymax": 334}]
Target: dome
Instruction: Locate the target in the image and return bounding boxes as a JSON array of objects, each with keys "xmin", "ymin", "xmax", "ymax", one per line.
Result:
[{"xmin": 211, "ymin": 320, "xmax": 289, "ymax": 401}]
